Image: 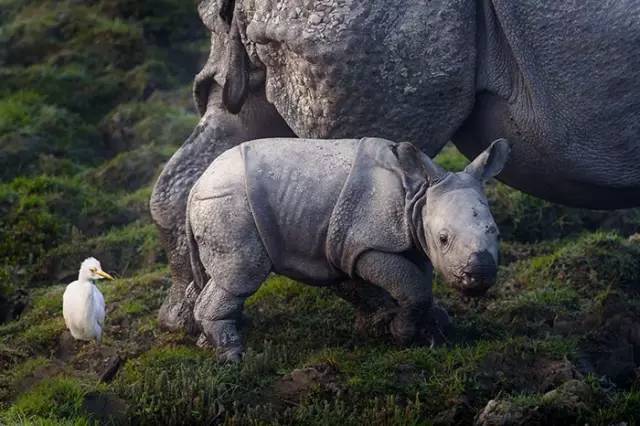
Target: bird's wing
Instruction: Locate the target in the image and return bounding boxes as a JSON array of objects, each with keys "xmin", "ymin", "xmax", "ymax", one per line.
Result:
[
  {"xmin": 93, "ymin": 287, "xmax": 106, "ymax": 327},
  {"xmin": 62, "ymin": 282, "xmax": 75, "ymax": 328}
]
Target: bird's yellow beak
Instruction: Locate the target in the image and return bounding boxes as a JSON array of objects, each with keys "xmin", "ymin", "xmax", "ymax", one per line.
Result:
[{"xmin": 95, "ymin": 269, "xmax": 114, "ymax": 280}]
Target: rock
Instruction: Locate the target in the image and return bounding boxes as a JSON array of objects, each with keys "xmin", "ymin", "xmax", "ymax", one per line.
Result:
[
  {"xmin": 541, "ymin": 380, "xmax": 595, "ymax": 423},
  {"xmin": 538, "ymin": 359, "xmax": 583, "ymax": 392},
  {"xmin": 82, "ymin": 392, "xmax": 129, "ymax": 425},
  {"xmin": 475, "ymin": 399, "xmax": 542, "ymax": 426},
  {"xmin": 274, "ymin": 363, "xmax": 340, "ymax": 402},
  {"xmin": 196, "ymin": 333, "xmax": 212, "ymax": 349},
  {"xmin": 542, "ymin": 379, "xmax": 593, "ymax": 406}
]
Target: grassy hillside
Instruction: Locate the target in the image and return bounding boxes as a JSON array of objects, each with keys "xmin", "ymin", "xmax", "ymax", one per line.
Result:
[{"xmin": 1, "ymin": 2, "xmax": 640, "ymax": 425}]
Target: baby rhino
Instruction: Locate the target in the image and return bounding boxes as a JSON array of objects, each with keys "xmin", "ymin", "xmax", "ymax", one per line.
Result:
[{"xmin": 187, "ymin": 137, "xmax": 510, "ymax": 361}]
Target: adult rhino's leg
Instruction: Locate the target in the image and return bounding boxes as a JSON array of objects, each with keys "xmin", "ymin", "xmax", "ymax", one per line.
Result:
[{"xmin": 150, "ymin": 89, "xmax": 294, "ymax": 332}]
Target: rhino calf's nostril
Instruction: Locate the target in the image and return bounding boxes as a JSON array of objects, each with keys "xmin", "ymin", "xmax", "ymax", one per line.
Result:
[{"xmin": 466, "ymin": 250, "xmax": 495, "ymax": 271}]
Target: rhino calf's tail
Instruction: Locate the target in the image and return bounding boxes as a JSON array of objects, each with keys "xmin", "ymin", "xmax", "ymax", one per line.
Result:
[{"xmin": 186, "ymin": 192, "xmax": 208, "ymax": 292}]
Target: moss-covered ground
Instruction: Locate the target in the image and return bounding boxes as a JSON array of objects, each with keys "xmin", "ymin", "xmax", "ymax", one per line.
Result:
[{"xmin": 1, "ymin": 2, "xmax": 640, "ymax": 425}]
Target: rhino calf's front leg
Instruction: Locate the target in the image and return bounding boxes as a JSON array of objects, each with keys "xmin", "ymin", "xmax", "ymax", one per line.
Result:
[{"xmin": 354, "ymin": 251, "xmax": 433, "ymax": 345}]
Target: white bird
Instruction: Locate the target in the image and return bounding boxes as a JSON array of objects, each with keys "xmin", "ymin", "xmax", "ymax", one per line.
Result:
[{"xmin": 62, "ymin": 257, "xmax": 114, "ymax": 343}]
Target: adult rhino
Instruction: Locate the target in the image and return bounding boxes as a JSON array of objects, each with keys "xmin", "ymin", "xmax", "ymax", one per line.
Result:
[{"xmin": 151, "ymin": 0, "xmax": 640, "ymax": 332}]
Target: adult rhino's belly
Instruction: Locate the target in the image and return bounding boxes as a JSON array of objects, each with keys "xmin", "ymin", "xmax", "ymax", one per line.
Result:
[
  {"xmin": 455, "ymin": 0, "xmax": 640, "ymax": 208},
  {"xmin": 245, "ymin": 0, "xmax": 476, "ymax": 155},
  {"xmin": 455, "ymin": 92, "xmax": 640, "ymax": 209}
]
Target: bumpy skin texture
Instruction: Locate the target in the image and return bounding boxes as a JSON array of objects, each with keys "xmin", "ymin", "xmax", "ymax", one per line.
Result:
[
  {"xmin": 244, "ymin": 0, "xmax": 476, "ymax": 151},
  {"xmin": 187, "ymin": 138, "xmax": 506, "ymax": 360},
  {"xmin": 153, "ymin": 0, "xmax": 640, "ymax": 330},
  {"xmin": 194, "ymin": 0, "xmax": 640, "ymax": 204},
  {"xmin": 454, "ymin": 0, "xmax": 640, "ymax": 207}
]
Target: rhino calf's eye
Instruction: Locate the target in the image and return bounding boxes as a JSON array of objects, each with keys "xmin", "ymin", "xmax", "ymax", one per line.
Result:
[{"xmin": 439, "ymin": 232, "xmax": 449, "ymax": 246}]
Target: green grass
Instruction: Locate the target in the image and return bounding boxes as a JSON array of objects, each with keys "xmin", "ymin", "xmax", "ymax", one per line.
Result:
[
  {"xmin": 1, "ymin": 0, "xmax": 640, "ymax": 423},
  {"xmin": 115, "ymin": 346, "xmax": 241, "ymax": 424},
  {"xmin": 3, "ymin": 377, "xmax": 104, "ymax": 424},
  {"xmin": 434, "ymin": 144, "xmax": 469, "ymax": 172}
]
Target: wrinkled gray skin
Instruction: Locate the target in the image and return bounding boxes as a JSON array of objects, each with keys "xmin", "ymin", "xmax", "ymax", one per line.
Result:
[
  {"xmin": 151, "ymin": 0, "xmax": 640, "ymax": 331},
  {"xmin": 186, "ymin": 138, "xmax": 510, "ymax": 361}
]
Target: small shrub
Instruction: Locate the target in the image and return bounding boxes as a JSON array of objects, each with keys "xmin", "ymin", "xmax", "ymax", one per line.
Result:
[
  {"xmin": 487, "ymin": 183, "xmax": 640, "ymax": 243},
  {"xmin": 592, "ymin": 389, "xmax": 640, "ymax": 424},
  {"xmin": 227, "ymin": 394, "xmax": 425, "ymax": 426},
  {"xmin": 3, "ymin": 377, "xmax": 99, "ymax": 423},
  {"xmin": 33, "ymin": 222, "xmax": 163, "ymax": 284},
  {"xmin": 115, "ymin": 346, "xmax": 241, "ymax": 424},
  {"xmin": 0, "ymin": 64, "xmax": 126, "ymax": 121},
  {"xmin": 487, "ymin": 183, "xmax": 591, "ymax": 243},
  {"xmin": 14, "ymin": 318, "xmax": 65, "ymax": 353},
  {"xmin": 245, "ymin": 275, "xmax": 355, "ymax": 354},
  {"xmin": 0, "ymin": 3, "xmax": 144, "ymax": 69},
  {"xmin": 89, "ymin": 144, "xmax": 170, "ymax": 192},
  {"xmin": 0, "ymin": 175, "xmax": 133, "ymax": 288},
  {"xmin": 99, "ymin": 101, "xmax": 198, "ymax": 154},
  {"xmin": 0, "ymin": 92, "xmax": 97, "ymax": 180},
  {"xmin": 20, "ymin": 286, "xmax": 65, "ymax": 323},
  {"xmin": 8, "ymin": 377, "xmax": 87, "ymax": 419},
  {"xmin": 546, "ymin": 232, "xmax": 640, "ymax": 293}
]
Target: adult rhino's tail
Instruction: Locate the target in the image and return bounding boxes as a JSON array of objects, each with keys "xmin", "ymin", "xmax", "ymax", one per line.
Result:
[{"xmin": 186, "ymin": 193, "xmax": 208, "ymax": 291}]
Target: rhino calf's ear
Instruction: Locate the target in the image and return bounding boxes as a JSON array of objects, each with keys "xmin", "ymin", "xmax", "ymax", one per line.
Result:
[
  {"xmin": 222, "ymin": 17, "xmax": 250, "ymax": 114},
  {"xmin": 464, "ymin": 138, "xmax": 511, "ymax": 182}
]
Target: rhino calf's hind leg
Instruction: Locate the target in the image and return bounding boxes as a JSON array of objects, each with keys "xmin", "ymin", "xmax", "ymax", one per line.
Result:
[
  {"xmin": 193, "ymin": 252, "xmax": 271, "ymax": 362},
  {"xmin": 190, "ymin": 180, "xmax": 272, "ymax": 361}
]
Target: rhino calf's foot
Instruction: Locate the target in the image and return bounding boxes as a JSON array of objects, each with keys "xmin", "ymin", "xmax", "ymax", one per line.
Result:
[
  {"xmin": 414, "ymin": 302, "xmax": 451, "ymax": 347},
  {"xmin": 389, "ymin": 303, "xmax": 433, "ymax": 345}
]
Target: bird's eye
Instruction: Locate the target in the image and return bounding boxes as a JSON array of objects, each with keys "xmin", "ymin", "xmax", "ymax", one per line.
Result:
[
  {"xmin": 90, "ymin": 268, "xmax": 96, "ymax": 273},
  {"xmin": 439, "ymin": 232, "xmax": 449, "ymax": 246}
]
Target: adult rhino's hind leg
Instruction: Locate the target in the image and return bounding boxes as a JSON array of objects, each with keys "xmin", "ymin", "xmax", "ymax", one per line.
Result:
[
  {"xmin": 150, "ymin": 90, "xmax": 294, "ymax": 333},
  {"xmin": 151, "ymin": 117, "xmax": 222, "ymax": 334}
]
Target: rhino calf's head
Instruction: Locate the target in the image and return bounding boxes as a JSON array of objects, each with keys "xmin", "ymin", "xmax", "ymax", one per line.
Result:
[{"xmin": 419, "ymin": 139, "xmax": 510, "ymax": 296}]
